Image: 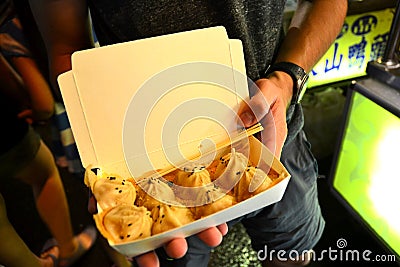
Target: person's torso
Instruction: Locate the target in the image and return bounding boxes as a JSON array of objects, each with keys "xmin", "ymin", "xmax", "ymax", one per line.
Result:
[{"xmin": 88, "ymin": 0, "xmax": 286, "ymax": 81}]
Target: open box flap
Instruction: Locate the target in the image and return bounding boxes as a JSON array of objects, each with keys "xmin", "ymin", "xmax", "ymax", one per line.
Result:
[
  {"xmin": 57, "ymin": 71, "xmax": 97, "ymax": 166},
  {"xmin": 58, "ymin": 27, "xmax": 251, "ymax": 177}
]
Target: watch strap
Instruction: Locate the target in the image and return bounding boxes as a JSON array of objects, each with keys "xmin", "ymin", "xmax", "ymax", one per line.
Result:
[{"xmin": 264, "ymin": 61, "xmax": 309, "ymax": 104}]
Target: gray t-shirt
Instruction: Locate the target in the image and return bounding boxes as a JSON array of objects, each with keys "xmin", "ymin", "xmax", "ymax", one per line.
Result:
[{"xmin": 88, "ymin": 0, "xmax": 303, "ymax": 143}]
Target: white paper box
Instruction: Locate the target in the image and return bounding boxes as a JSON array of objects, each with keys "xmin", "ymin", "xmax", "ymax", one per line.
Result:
[{"xmin": 57, "ymin": 26, "xmax": 291, "ymax": 257}]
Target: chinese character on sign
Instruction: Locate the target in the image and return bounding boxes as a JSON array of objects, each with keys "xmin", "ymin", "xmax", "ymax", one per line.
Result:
[
  {"xmin": 325, "ymin": 42, "xmax": 343, "ymax": 73},
  {"xmin": 351, "ymin": 15, "xmax": 378, "ymax": 35},
  {"xmin": 370, "ymin": 33, "xmax": 389, "ymax": 61},
  {"xmin": 348, "ymin": 36, "xmax": 367, "ymax": 68}
]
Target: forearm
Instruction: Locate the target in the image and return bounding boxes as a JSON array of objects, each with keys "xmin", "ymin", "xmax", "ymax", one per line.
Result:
[
  {"xmin": 12, "ymin": 56, "xmax": 55, "ymax": 120},
  {"xmin": 0, "ymin": 53, "xmax": 30, "ymax": 110},
  {"xmin": 277, "ymin": 0, "xmax": 347, "ymax": 70},
  {"xmin": 271, "ymin": 0, "xmax": 347, "ymax": 101},
  {"xmin": 29, "ymin": 0, "xmax": 93, "ymax": 98}
]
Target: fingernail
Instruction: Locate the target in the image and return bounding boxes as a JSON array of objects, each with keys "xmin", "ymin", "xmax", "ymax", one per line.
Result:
[{"xmin": 240, "ymin": 112, "xmax": 255, "ymax": 126}]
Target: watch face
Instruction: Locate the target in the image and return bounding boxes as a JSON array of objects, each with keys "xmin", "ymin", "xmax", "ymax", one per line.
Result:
[{"xmin": 297, "ymin": 73, "xmax": 309, "ymax": 103}]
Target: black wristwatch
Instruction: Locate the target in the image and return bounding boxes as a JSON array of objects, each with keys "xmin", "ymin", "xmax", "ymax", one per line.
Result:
[{"xmin": 264, "ymin": 61, "xmax": 309, "ymax": 104}]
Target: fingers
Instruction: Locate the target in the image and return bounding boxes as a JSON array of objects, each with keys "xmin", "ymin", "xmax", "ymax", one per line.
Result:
[
  {"xmin": 134, "ymin": 239, "xmax": 186, "ymax": 267},
  {"xmin": 237, "ymin": 92, "xmax": 270, "ymax": 128},
  {"xmin": 237, "ymin": 78, "xmax": 288, "ymax": 158},
  {"xmin": 135, "ymin": 251, "xmax": 160, "ymax": 267},
  {"xmin": 163, "ymin": 237, "xmax": 188, "ymax": 259},
  {"xmin": 17, "ymin": 109, "xmax": 33, "ymax": 119},
  {"xmin": 161, "ymin": 223, "xmax": 228, "ymax": 261},
  {"xmin": 196, "ymin": 223, "xmax": 227, "ymax": 247},
  {"xmin": 216, "ymin": 223, "xmax": 228, "ymax": 236},
  {"xmin": 87, "ymin": 190, "xmax": 98, "ymax": 214},
  {"xmin": 135, "ymin": 225, "xmax": 227, "ymax": 266},
  {"xmin": 261, "ymin": 98, "xmax": 287, "ymax": 158}
]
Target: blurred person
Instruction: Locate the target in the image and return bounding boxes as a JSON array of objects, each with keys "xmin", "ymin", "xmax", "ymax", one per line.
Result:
[
  {"xmin": 30, "ymin": 0, "xmax": 347, "ymax": 267},
  {"xmin": 0, "ymin": 4, "xmax": 97, "ymax": 266},
  {"xmin": 1, "ymin": 3, "xmax": 135, "ymax": 266},
  {"xmin": 0, "ymin": 49, "xmax": 97, "ymax": 267},
  {"xmin": 0, "ymin": 11, "xmax": 53, "ymax": 124},
  {"xmin": 0, "ymin": 192, "xmax": 60, "ymax": 267},
  {"xmin": 0, "ymin": 3, "xmax": 86, "ymax": 177}
]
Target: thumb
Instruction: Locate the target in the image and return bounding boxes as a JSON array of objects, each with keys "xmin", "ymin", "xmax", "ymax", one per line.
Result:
[
  {"xmin": 237, "ymin": 93, "xmax": 270, "ymax": 128},
  {"xmin": 238, "ymin": 104, "xmax": 257, "ymax": 128}
]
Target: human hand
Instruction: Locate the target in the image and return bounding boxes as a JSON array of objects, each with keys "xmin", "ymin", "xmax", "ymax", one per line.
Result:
[
  {"xmin": 17, "ymin": 109, "xmax": 34, "ymax": 124},
  {"xmin": 87, "ymin": 190, "xmax": 228, "ymax": 267},
  {"xmin": 238, "ymin": 73, "xmax": 292, "ymax": 158},
  {"xmin": 135, "ymin": 224, "xmax": 228, "ymax": 267}
]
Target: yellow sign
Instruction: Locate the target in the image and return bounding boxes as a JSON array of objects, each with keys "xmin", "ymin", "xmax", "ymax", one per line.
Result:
[{"xmin": 308, "ymin": 8, "xmax": 395, "ymax": 88}]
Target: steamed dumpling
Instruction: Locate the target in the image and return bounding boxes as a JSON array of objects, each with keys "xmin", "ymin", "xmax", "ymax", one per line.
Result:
[
  {"xmin": 151, "ymin": 203, "xmax": 195, "ymax": 235},
  {"xmin": 91, "ymin": 173, "xmax": 136, "ymax": 210},
  {"xmin": 173, "ymin": 165, "xmax": 212, "ymax": 200},
  {"xmin": 135, "ymin": 177, "xmax": 176, "ymax": 210},
  {"xmin": 234, "ymin": 166, "xmax": 273, "ymax": 202},
  {"xmin": 212, "ymin": 148, "xmax": 248, "ymax": 192},
  {"xmin": 193, "ymin": 186, "xmax": 236, "ymax": 219},
  {"xmin": 174, "ymin": 165, "xmax": 212, "ymax": 187},
  {"xmin": 97, "ymin": 204, "xmax": 153, "ymax": 244}
]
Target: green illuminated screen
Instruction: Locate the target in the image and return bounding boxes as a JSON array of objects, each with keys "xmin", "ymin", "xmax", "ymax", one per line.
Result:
[{"xmin": 333, "ymin": 91, "xmax": 400, "ymax": 256}]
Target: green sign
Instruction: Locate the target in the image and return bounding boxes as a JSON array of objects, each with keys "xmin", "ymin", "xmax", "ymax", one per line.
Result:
[{"xmin": 308, "ymin": 8, "xmax": 395, "ymax": 88}]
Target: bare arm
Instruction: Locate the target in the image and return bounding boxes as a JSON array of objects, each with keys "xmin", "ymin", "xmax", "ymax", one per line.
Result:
[
  {"xmin": 29, "ymin": 0, "xmax": 93, "ymax": 100},
  {"xmin": 272, "ymin": 0, "xmax": 348, "ymax": 103},
  {"xmin": 0, "ymin": 52, "xmax": 30, "ymax": 111},
  {"xmin": 239, "ymin": 0, "xmax": 347, "ymax": 157},
  {"xmin": 11, "ymin": 55, "xmax": 55, "ymax": 121}
]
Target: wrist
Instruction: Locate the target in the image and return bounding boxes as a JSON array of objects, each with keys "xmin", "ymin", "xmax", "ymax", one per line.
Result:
[
  {"xmin": 264, "ymin": 62, "xmax": 309, "ymax": 105},
  {"xmin": 265, "ymin": 71, "xmax": 293, "ymax": 105}
]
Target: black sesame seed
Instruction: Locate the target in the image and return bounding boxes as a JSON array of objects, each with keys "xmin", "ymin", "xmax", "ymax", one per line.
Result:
[
  {"xmin": 119, "ymin": 190, "xmax": 122, "ymax": 193},
  {"xmin": 128, "ymin": 223, "xmax": 132, "ymax": 226},
  {"xmin": 127, "ymin": 235, "xmax": 131, "ymax": 238},
  {"xmin": 162, "ymin": 214, "xmax": 165, "ymax": 218},
  {"xmin": 139, "ymin": 233, "xmax": 143, "ymax": 236}
]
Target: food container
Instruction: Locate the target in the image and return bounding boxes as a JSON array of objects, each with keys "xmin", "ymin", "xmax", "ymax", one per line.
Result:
[
  {"xmin": 57, "ymin": 26, "xmax": 291, "ymax": 257},
  {"xmin": 103, "ymin": 135, "xmax": 289, "ymax": 257}
]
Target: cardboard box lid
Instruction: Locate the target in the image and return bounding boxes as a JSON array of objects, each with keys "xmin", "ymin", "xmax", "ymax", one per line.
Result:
[{"xmin": 58, "ymin": 27, "xmax": 250, "ymax": 177}]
